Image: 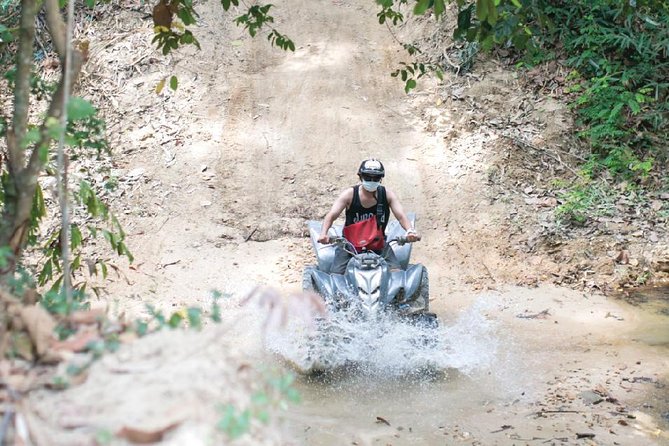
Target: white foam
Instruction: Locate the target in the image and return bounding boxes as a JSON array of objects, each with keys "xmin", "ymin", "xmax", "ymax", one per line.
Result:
[{"xmin": 265, "ymin": 295, "xmax": 501, "ymax": 378}]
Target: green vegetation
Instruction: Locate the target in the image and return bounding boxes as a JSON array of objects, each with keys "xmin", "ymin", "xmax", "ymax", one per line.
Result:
[
  {"xmin": 401, "ymin": 0, "xmax": 667, "ymax": 225},
  {"xmin": 540, "ymin": 2, "xmax": 667, "ymax": 174},
  {"xmin": 536, "ymin": 1, "xmax": 667, "ymax": 223},
  {"xmin": 218, "ymin": 369, "xmax": 300, "ymax": 440},
  {"xmin": 0, "ymin": 0, "xmax": 293, "ymax": 317}
]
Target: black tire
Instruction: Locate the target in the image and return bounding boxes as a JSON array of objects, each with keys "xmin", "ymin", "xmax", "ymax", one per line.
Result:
[{"xmin": 414, "ymin": 266, "xmax": 430, "ymax": 313}]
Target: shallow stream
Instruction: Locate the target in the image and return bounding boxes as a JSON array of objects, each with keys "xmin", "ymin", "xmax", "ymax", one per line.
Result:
[
  {"xmin": 267, "ymin": 296, "xmax": 536, "ymax": 444},
  {"xmin": 266, "ymin": 287, "xmax": 669, "ymax": 445},
  {"xmin": 621, "ymin": 286, "xmax": 669, "ymax": 430}
]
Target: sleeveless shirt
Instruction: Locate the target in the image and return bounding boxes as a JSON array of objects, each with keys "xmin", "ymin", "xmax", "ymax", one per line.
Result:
[{"xmin": 345, "ymin": 185, "xmax": 390, "ymax": 231}]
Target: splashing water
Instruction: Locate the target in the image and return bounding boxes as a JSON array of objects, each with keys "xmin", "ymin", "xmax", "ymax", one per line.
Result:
[{"xmin": 265, "ymin": 295, "xmax": 500, "ymax": 379}]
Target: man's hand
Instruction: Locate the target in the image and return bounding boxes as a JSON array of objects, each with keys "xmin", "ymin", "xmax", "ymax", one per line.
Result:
[
  {"xmin": 317, "ymin": 234, "xmax": 330, "ymax": 244},
  {"xmin": 406, "ymin": 230, "xmax": 420, "ymax": 243}
]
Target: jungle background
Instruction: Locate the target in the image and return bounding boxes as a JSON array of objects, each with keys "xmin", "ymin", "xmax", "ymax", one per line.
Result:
[{"xmin": 0, "ymin": 0, "xmax": 668, "ymax": 444}]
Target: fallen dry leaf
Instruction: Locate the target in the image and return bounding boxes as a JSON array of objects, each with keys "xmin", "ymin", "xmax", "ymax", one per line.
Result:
[
  {"xmin": 118, "ymin": 330, "xmax": 138, "ymax": 344},
  {"xmin": 51, "ymin": 328, "xmax": 100, "ymax": 353},
  {"xmin": 68, "ymin": 308, "xmax": 106, "ymax": 325},
  {"xmin": 116, "ymin": 422, "xmax": 180, "ymax": 444},
  {"xmin": 20, "ymin": 305, "xmax": 56, "ymax": 357},
  {"xmin": 651, "ymin": 200, "xmax": 663, "ymax": 212},
  {"xmin": 615, "ymin": 250, "xmax": 630, "ymax": 265},
  {"xmin": 538, "ymin": 197, "xmax": 558, "ymax": 208},
  {"xmin": 376, "ymin": 416, "xmax": 391, "ymax": 426}
]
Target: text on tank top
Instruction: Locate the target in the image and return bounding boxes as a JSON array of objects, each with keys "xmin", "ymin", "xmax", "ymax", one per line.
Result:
[{"xmin": 344, "ymin": 185, "xmax": 390, "ymax": 231}]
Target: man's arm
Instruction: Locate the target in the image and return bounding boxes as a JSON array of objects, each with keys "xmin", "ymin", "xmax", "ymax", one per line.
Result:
[
  {"xmin": 318, "ymin": 188, "xmax": 353, "ymax": 244},
  {"xmin": 387, "ymin": 188, "xmax": 420, "ymax": 242}
]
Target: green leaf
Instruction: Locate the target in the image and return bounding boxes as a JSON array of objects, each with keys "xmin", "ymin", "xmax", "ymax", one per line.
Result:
[
  {"xmin": 187, "ymin": 307, "xmax": 202, "ymax": 329},
  {"xmin": 405, "ymin": 79, "xmax": 417, "ymax": 93},
  {"xmin": 251, "ymin": 392, "xmax": 269, "ymax": 405},
  {"xmin": 71, "ymin": 224, "xmax": 83, "ymax": 249},
  {"xmin": 168, "ymin": 312, "xmax": 184, "ymax": 328},
  {"xmin": 71, "ymin": 254, "xmax": 81, "ymax": 271},
  {"xmin": 38, "ymin": 260, "xmax": 53, "ymax": 286},
  {"xmin": 413, "ymin": 0, "xmax": 430, "ymax": 15},
  {"xmin": 38, "ymin": 144, "xmax": 49, "ymax": 164},
  {"xmin": 135, "ymin": 319, "xmax": 148, "ymax": 336},
  {"xmin": 170, "ymin": 75, "xmax": 178, "ymax": 91},
  {"xmin": 33, "ymin": 183, "xmax": 46, "ymax": 219},
  {"xmin": 285, "ymin": 387, "xmax": 301, "ymax": 403},
  {"xmin": 67, "ymin": 97, "xmax": 96, "ymax": 121},
  {"xmin": 510, "ymin": 0, "xmax": 521, "ymax": 7},
  {"xmin": 627, "ymin": 99, "xmax": 641, "ymax": 114},
  {"xmin": 433, "ymin": 0, "xmax": 446, "ymax": 18},
  {"xmin": 487, "ymin": 0, "xmax": 498, "ymax": 25},
  {"xmin": 476, "ymin": 0, "xmax": 488, "ymax": 21},
  {"xmin": 22, "ymin": 128, "xmax": 41, "ymax": 147},
  {"xmin": 256, "ymin": 410, "xmax": 270, "ymax": 424},
  {"xmin": 456, "ymin": 6, "xmax": 472, "ymax": 33}
]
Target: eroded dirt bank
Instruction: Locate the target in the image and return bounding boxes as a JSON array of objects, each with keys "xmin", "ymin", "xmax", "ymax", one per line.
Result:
[{"xmin": 26, "ymin": 0, "xmax": 669, "ymax": 444}]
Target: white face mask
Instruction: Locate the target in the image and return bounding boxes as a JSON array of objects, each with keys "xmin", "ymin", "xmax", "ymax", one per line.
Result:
[{"xmin": 362, "ymin": 180, "xmax": 380, "ymax": 192}]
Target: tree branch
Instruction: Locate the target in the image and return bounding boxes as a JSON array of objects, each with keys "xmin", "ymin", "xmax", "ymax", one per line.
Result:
[
  {"xmin": 4, "ymin": 0, "xmax": 85, "ymax": 259},
  {"xmin": 26, "ymin": 0, "xmax": 86, "ymax": 181},
  {"xmin": 44, "ymin": 0, "xmax": 68, "ymax": 58},
  {"xmin": 9, "ymin": 0, "xmax": 39, "ymax": 176}
]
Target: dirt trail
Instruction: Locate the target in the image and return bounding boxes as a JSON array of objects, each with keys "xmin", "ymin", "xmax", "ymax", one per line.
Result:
[{"xmin": 27, "ymin": 0, "xmax": 669, "ymax": 444}]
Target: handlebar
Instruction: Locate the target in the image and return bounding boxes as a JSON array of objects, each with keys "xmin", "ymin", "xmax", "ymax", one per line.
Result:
[
  {"xmin": 392, "ymin": 234, "xmax": 422, "ymax": 246},
  {"xmin": 323, "ymin": 234, "xmax": 421, "ymax": 255}
]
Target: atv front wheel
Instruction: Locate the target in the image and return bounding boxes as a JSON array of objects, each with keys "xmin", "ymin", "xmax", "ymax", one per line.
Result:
[
  {"xmin": 414, "ymin": 266, "xmax": 430, "ymax": 313},
  {"xmin": 302, "ymin": 265, "xmax": 317, "ymax": 293}
]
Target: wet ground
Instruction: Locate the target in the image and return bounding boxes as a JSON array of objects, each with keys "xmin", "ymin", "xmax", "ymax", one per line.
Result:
[
  {"xmin": 274, "ymin": 287, "xmax": 669, "ymax": 445},
  {"xmin": 621, "ymin": 286, "xmax": 669, "ymax": 431}
]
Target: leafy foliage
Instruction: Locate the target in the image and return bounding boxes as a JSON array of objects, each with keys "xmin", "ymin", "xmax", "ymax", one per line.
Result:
[
  {"xmin": 547, "ymin": 2, "xmax": 668, "ymax": 178},
  {"xmin": 554, "ymin": 177, "xmax": 615, "ymax": 226},
  {"xmin": 217, "ymin": 369, "xmax": 300, "ymax": 440},
  {"xmin": 151, "ymin": 0, "xmax": 294, "ymax": 89},
  {"xmin": 0, "ymin": 2, "xmax": 18, "ymax": 66},
  {"xmin": 395, "ymin": 0, "xmax": 667, "ymax": 182},
  {"xmin": 136, "ymin": 291, "xmax": 224, "ymax": 334},
  {"xmin": 1, "ymin": 70, "xmax": 131, "ymax": 300}
]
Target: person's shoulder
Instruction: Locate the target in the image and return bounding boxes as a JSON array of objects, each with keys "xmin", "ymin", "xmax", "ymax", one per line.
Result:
[
  {"xmin": 383, "ymin": 186, "xmax": 397, "ymax": 200},
  {"xmin": 337, "ymin": 186, "xmax": 355, "ymax": 201}
]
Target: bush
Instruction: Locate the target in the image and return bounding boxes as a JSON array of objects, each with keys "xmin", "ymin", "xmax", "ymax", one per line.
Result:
[{"xmin": 451, "ymin": 0, "xmax": 668, "ymax": 180}]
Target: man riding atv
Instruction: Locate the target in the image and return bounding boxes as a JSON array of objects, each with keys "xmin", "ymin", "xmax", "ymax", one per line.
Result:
[
  {"xmin": 317, "ymin": 159, "xmax": 421, "ymax": 273},
  {"xmin": 298, "ymin": 159, "xmax": 435, "ymax": 375}
]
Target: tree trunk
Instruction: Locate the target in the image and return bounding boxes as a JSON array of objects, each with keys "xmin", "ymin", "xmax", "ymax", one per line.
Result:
[{"xmin": 0, "ymin": 0, "xmax": 86, "ymax": 283}]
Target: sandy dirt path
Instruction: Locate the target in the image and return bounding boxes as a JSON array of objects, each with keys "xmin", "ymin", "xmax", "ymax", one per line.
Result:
[{"xmin": 27, "ymin": 0, "xmax": 669, "ymax": 444}]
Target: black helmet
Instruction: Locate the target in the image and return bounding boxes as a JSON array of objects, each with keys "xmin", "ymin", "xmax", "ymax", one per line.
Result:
[{"xmin": 358, "ymin": 158, "xmax": 385, "ymax": 178}]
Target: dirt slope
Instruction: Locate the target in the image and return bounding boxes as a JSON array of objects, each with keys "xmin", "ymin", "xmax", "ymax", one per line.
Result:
[{"xmin": 26, "ymin": 0, "xmax": 669, "ymax": 444}]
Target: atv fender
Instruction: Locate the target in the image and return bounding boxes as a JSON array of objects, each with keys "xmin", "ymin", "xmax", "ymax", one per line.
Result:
[
  {"xmin": 384, "ymin": 264, "xmax": 424, "ymax": 305},
  {"xmin": 310, "ymin": 269, "xmax": 351, "ymax": 301}
]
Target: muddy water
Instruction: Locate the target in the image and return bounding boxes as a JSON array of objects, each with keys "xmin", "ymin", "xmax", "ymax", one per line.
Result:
[
  {"xmin": 621, "ymin": 286, "xmax": 669, "ymax": 429},
  {"xmin": 269, "ymin": 296, "xmax": 534, "ymax": 445},
  {"xmin": 268, "ymin": 287, "xmax": 669, "ymax": 445},
  {"xmin": 624, "ymin": 286, "xmax": 669, "ymax": 348}
]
